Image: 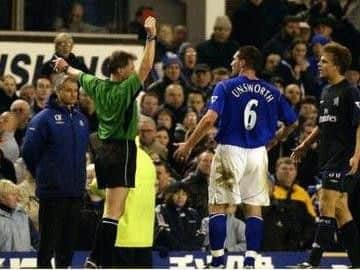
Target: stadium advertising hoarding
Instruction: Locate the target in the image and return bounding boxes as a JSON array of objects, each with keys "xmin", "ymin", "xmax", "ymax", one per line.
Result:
[
  {"xmin": 0, "ymin": 251, "xmax": 350, "ymax": 268},
  {"xmin": 0, "ymin": 41, "xmax": 144, "ymax": 86}
]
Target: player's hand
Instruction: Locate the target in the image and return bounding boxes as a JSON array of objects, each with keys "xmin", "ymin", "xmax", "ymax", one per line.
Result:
[
  {"xmin": 144, "ymin": 16, "xmax": 156, "ymax": 37},
  {"xmin": 290, "ymin": 143, "xmax": 307, "ymax": 163},
  {"xmin": 173, "ymin": 142, "xmax": 192, "ymax": 163},
  {"xmin": 52, "ymin": 56, "xmax": 69, "ymax": 73},
  {"xmin": 349, "ymin": 155, "xmax": 360, "ymax": 175}
]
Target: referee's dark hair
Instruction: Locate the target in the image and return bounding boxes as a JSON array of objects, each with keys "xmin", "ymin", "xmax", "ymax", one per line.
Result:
[
  {"xmin": 323, "ymin": 42, "xmax": 352, "ymax": 75},
  {"xmin": 237, "ymin": 46, "xmax": 263, "ymax": 74},
  {"xmin": 108, "ymin": 50, "xmax": 137, "ymax": 74}
]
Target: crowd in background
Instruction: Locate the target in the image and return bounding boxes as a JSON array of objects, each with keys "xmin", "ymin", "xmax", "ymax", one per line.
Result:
[{"xmin": 0, "ymin": 0, "xmax": 360, "ymax": 255}]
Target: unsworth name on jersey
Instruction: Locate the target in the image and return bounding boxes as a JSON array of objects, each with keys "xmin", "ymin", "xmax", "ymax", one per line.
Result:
[{"xmin": 208, "ymin": 76, "xmax": 297, "ymax": 149}]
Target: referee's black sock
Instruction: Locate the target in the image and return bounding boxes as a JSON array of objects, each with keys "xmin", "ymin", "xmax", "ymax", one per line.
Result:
[
  {"xmin": 309, "ymin": 216, "xmax": 337, "ymax": 267},
  {"xmin": 339, "ymin": 220, "xmax": 360, "ymax": 268},
  {"xmin": 99, "ymin": 218, "xmax": 118, "ymax": 268},
  {"xmin": 88, "ymin": 218, "xmax": 118, "ymax": 268}
]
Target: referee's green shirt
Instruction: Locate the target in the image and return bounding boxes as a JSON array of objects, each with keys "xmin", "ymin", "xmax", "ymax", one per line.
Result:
[{"xmin": 79, "ymin": 72, "xmax": 141, "ymax": 140}]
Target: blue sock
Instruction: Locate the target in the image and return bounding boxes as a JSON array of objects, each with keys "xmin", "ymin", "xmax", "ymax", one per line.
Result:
[
  {"xmin": 244, "ymin": 216, "xmax": 263, "ymax": 266},
  {"xmin": 209, "ymin": 214, "xmax": 227, "ymax": 267}
]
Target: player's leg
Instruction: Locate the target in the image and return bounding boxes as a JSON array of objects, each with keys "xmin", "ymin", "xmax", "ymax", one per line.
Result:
[
  {"xmin": 208, "ymin": 204, "xmax": 229, "ymax": 268},
  {"xmin": 335, "ymin": 193, "xmax": 360, "ymax": 268},
  {"xmin": 242, "ymin": 204, "xmax": 263, "ymax": 268},
  {"xmin": 306, "ymin": 188, "xmax": 339, "ymax": 267},
  {"xmin": 207, "ymin": 144, "xmax": 244, "ymax": 267},
  {"xmin": 241, "ymin": 146, "xmax": 269, "ymax": 268}
]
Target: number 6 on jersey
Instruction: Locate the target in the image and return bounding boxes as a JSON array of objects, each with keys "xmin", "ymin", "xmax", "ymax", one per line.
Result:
[{"xmin": 244, "ymin": 99, "xmax": 258, "ymax": 130}]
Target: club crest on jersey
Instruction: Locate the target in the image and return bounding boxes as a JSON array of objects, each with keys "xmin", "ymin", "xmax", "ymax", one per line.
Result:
[
  {"xmin": 54, "ymin": 114, "xmax": 62, "ymax": 121},
  {"xmin": 79, "ymin": 120, "xmax": 84, "ymax": 126},
  {"xmin": 211, "ymin": 96, "xmax": 218, "ymax": 103},
  {"xmin": 333, "ymin": 97, "xmax": 339, "ymax": 106}
]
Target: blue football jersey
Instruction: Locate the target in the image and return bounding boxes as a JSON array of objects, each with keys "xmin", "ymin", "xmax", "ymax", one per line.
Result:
[{"xmin": 208, "ymin": 76, "xmax": 297, "ymax": 148}]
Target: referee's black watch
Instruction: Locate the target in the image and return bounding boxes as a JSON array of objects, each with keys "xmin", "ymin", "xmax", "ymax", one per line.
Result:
[{"xmin": 146, "ymin": 34, "xmax": 157, "ymax": 42}]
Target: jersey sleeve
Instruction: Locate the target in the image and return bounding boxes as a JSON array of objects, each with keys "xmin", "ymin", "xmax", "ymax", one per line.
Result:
[
  {"xmin": 349, "ymin": 87, "xmax": 360, "ymax": 126},
  {"xmin": 79, "ymin": 72, "xmax": 100, "ymax": 99},
  {"xmin": 208, "ymin": 82, "xmax": 226, "ymax": 115},
  {"xmin": 120, "ymin": 73, "xmax": 142, "ymax": 98},
  {"xmin": 278, "ymin": 94, "xmax": 297, "ymax": 125}
]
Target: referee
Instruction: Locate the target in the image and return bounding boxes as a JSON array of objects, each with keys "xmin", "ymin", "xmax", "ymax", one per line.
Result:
[{"xmin": 53, "ymin": 16, "xmax": 157, "ymax": 267}]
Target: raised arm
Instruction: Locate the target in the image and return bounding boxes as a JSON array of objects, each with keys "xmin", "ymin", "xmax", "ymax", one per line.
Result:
[{"xmin": 137, "ymin": 16, "xmax": 156, "ymax": 83}]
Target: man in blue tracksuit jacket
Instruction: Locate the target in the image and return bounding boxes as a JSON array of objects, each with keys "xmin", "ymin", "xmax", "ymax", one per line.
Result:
[{"xmin": 22, "ymin": 76, "xmax": 89, "ymax": 268}]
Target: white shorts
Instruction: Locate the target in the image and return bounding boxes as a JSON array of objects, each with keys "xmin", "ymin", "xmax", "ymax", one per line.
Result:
[{"xmin": 208, "ymin": 144, "xmax": 270, "ymax": 206}]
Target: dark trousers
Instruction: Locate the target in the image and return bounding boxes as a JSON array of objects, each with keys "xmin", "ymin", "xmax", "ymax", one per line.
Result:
[
  {"xmin": 113, "ymin": 247, "xmax": 152, "ymax": 268},
  {"xmin": 37, "ymin": 197, "xmax": 82, "ymax": 268}
]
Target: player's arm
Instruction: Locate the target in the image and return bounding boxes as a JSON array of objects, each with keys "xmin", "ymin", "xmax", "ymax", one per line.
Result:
[
  {"xmin": 137, "ymin": 16, "xmax": 156, "ymax": 83},
  {"xmin": 174, "ymin": 109, "xmax": 218, "ymax": 161},
  {"xmin": 349, "ymin": 124, "xmax": 360, "ymax": 174},
  {"xmin": 290, "ymin": 126, "xmax": 320, "ymax": 162}
]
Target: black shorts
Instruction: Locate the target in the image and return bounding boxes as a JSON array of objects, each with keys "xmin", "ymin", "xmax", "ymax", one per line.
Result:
[
  {"xmin": 321, "ymin": 170, "xmax": 358, "ymax": 193},
  {"xmin": 90, "ymin": 133, "xmax": 137, "ymax": 189}
]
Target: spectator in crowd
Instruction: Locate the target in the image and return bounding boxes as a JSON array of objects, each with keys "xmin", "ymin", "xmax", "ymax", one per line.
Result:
[
  {"xmin": 148, "ymin": 53, "xmax": 188, "ymax": 103},
  {"xmin": 140, "ymin": 91, "xmax": 160, "ymax": 118},
  {"xmin": 156, "ymin": 127, "xmax": 171, "ymax": 149},
  {"xmin": 263, "ymin": 15, "xmax": 301, "ymax": 58},
  {"xmin": 155, "ymin": 24, "xmax": 175, "ymax": 63},
  {"xmin": 231, "ymin": 0, "xmax": 287, "ymax": 49},
  {"xmin": 39, "ymin": 33, "xmax": 89, "ymax": 82},
  {"xmin": 0, "ymin": 75, "xmax": 18, "ymax": 113},
  {"xmin": 10, "ymin": 99, "xmax": 31, "ymax": 146},
  {"xmin": 182, "ymin": 150, "xmax": 213, "ymax": 219},
  {"xmin": 0, "ymin": 111, "xmax": 19, "ymax": 163},
  {"xmin": 33, "ymin": 78, "xmax": 52, "ymax": 114},
  {"xmin": 187, "ymin": 90, "xmax": 206, "ymax": 118},
  {"xmin": 0, "ymin": 179, "xmax": 36, "ymax": 252},
  {"xmin": 345, "ymin": 65, "xmax": 360, "ymax": 89},
  {"xmin": 155, "ymin": 108, "xmax": 174, "ymax": 132},
  {"xmin": 139, "ymin": 116, "xmax": 168, "ymax": 161},
  {"xmin": 262, "ymin": 53, "xmax": 282, "ymax": 81},
  {"xmin": 113, "ymin": 146, "xmax": 157, "ymax": 268},
  {"xmin": 284, "ymin": 84, "xmax": 302, "ymax": 109},
  {"xmin": 174, "ymin": 109, "xmax": 198, "ymax": 143},
  {"xmin": 273, "ymin": 157, "xmax": 316, "ymax": 217},
  {"xmin": 128, "ymin": 6, "xmax": 155, "ymax": 42},
  {"xmin": 52, "ymin": 16, "xmax": 156, "ymax": 268},
  {"xmin": 155, "ymin": 161, "xmax": 176, "ymax": 205},
  {"xmin": 178, "ymin": 43, "xmax": 197, "ymax": 85},
  {"xmin": 78, "ymin": 89, "xmax": 98, "ymax": 133},
  {"xmin": 173, "ymin": 25, "xmax": 188, "ymax": 51},
  {"xmin": 212, "ymin": 67, "xmax": 230, "ymax": 85},
  {"xmin": 154, "ymin": 182, "xmax": 204, "ymax": 251},
  {"xmin": 22, "ymin": 76, "xmax": 89, "ymax": 268},
  {"xmin": 18, "ymin": 84, "xmax": 35, "ymax": 107},
  {"xmin": 0, "ymin": 149, "xmax": 16, "ymax": 184},
  {"xmin": 196, "ymin": 16, "xmax": 238, "ymax": 69},
  {"xmin": 308, "ymin": 34, "xmax": 331, "ymax": 78},
  {"xmin": 191, "ymin": 64, "xmax": 213, "ymax": 100},
  {"xmin": 162, "ymin": 83, "xmax": 187, "ymax": 125},
  {"xmin": 54, "ymin": 2, "xmax": 107, "ymax": 33}
]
